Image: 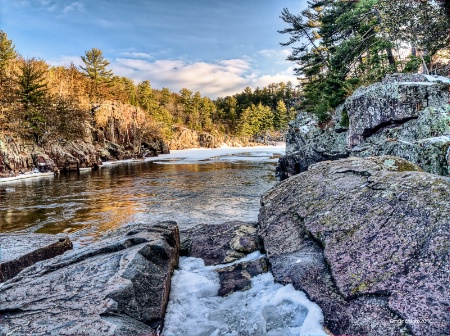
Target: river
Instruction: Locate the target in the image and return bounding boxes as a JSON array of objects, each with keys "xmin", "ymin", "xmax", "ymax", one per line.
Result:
[
  {"xmin": 0, "ymin": 146, "xmax": 284, "ymax": 247},
  {"xmin": 0, "ymin": 145, "xmax": 328, "ymax": 335}
]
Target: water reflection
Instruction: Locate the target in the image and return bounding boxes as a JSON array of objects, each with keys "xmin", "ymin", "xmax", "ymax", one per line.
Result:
[{"xmin": 0, "ymin": 151, "xmax": 280, "ymax": 247}]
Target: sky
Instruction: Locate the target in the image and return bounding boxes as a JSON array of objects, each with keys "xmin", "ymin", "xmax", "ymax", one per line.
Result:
[{"xmin": 0, "ymin": 0, "xmax": 308, "ymax": 99}]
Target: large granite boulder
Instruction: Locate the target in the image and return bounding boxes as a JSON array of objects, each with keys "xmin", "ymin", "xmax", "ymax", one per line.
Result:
[
  {"xmin": 0, "ymin": 221, "xmax": 179, "ymax": 336},
  {"xmin": 260, "ymin": 156, "xmax": 449, "ymax": 336},
  {"xmin": 277, "ymin": 74, "xmax": 450, "ymax": 179},
  {"xmin": 0, "ymin": 233, "xmax": 72, "ymax": 283}
]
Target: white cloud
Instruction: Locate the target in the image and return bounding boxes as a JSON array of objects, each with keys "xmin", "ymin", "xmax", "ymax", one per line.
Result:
[
  {"xmin": 48, "ymin": 56, "xmax": 84, "ymax": 67},
  {"xmin": 112, "ymin": 58, "xmax": 250, "ymax": 98},
  {"xmin": 62, "ymin": 1, "xmax": 84, "ymax": 13},
  {"xmin": 112, "ymin": 56, "xmax": 299, "ymax": 98},
  {"xmin": 120, "ymin": 52, "xmax": 154, "ymax": 59},
  {"xmin": 48, "ymin": 51, "xmax": 299, "ymax": 99}
]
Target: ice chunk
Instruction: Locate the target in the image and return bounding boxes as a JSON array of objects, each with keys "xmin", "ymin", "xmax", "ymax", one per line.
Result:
[{"xmin": 164, "ymin": 255, "xmax": 327, "ymax": 336}]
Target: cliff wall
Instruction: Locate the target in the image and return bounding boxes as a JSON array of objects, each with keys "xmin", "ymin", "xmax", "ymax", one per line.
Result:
[{"xmin": 0, "ymin": 101, "xmax": 168, "ymax": 176}]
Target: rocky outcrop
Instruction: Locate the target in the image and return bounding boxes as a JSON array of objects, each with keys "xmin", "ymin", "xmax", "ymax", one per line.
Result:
[
  {"xmin": 0, "ymin": 136, "xmax": 57, "ymax": 176},
  {"xmin": 0, "ymin": 233, "xmax": 72, "ymax": 283},
  {"xmin": 277, "ymin": 74, "xmax": 450, "ymax": 179},
  {"xmin": 168, "ymin": 126, "xmax": 260, "ymax": 150},
  {"xmin": 0, "ymin": 221, "xmax": 179, "ymax": 335},
  {"xmin": 216, "ymin": 257, "xmax": 269, "ymax": 296},
  {"xmin": 181, "ymin": 221, "xmax": 268, "ymax": 297},
  {"xmin": 0, "ymin": 101, "xmax": 170, "ymax": 176},
  {"xmin": 260, "ymin": 156, "xmax": 449, "ymax": 336}
]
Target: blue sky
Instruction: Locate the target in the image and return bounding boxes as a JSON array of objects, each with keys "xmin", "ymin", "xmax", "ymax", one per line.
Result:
[{"xmin": 0, "ymin": 0, "xmax": 307, "ymax": 98}]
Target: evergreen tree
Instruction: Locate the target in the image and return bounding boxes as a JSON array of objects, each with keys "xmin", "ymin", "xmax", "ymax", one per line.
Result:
[
  {"xmin": 0, "ymin": 30, "xmax": 17, "ymax": 71},
  {"xmin": 80, "ymin": 48, "xmax": 113, "ymax": 102},
  {"xmin": 273, "ymin": 100, "xmax": 288, "ymax": 129},
  {"xmin": 0, "ymin": 31, "xmax": 19, "ymax": 130},
  {"xmin": 279, "ymin": 0, "xmax": 449, "ymax": 122},
  {"xmin": 16, "ymin": 58, "xmax": 49, "ymax": 143}
]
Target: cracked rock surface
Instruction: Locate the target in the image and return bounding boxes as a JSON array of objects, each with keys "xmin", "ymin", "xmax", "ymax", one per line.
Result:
[
  {"xmin": 0, "ymin": 221, "xmax": 179, "ymax": 336},
  {"xmin": 260, "ymin": 156, "xmax": 449, "ymax": 336}
]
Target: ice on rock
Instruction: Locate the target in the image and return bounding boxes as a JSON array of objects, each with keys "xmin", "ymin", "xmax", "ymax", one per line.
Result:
[{"xmin": 163, "ymin": 255, "xmax": 327, "ymax": 336}]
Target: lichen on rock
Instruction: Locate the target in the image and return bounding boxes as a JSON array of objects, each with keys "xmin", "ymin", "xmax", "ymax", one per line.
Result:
[
  {"xmin": 260, "ymin": 156, "xmax": 450, "ymax": 336},
  {"xmin": 277, "ymin": 73, "xmax": 450, "ymax": 179}
]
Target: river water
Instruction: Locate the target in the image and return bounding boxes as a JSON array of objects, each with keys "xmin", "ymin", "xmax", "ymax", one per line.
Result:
[
  {"xmin": 0, "ymin": 145, "xmax": 328, "ymax": 335},
  {"xmin": 0, "ymin": 146, "xmax": 284, "ymax": 247}
]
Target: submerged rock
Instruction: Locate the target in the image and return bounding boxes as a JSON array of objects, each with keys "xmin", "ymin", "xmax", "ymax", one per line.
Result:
[
  {"xmin": 277, "ymin": 73, "xmax": 450, "ymax": 179},
  {"xmin": 0, "ymin": 221, "xmax": 179, "ymax": 336},
  {"xmin": 216, "ymin": 256, "xmax": 269, "ymax": 296},
  {"xmin": 181, "ymin": 221, "xmax": 267, "ymax": 297},
  {"xmin": 260, "ymin": 156, "xmax": 449, "ymax": 336},
  {"xmin": 181, "ymin": 221, "xmax": 263, "ymax": 265},
  {"xmin": 0, "ymin": 233, "xmax": 72, "ymax": 283}
]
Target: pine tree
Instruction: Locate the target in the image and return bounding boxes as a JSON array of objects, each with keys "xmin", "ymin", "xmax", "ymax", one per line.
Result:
[
  {"xmin": 80, "ymin": 48, "xmax": 113, "ymax": 102},
  {"xmin": 0, "ymin": 30, "xmax": 18, "ymax": 71},
  {"xmin": 16, "ymin": 58, "xmax": 49, "ymax": 143}
]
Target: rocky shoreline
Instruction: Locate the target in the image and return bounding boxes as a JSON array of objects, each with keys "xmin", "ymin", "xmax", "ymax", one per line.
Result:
[
  {"xmin": 1, "ymin": 74, "xmax": 449, "ymax": 335},
  {"xmin": 1, "ymin": 154, "xmax": 448, "ymax": 335},
  {"xmin": 277, "ymin": 73, "xmax": 450, "ymax": 180}
]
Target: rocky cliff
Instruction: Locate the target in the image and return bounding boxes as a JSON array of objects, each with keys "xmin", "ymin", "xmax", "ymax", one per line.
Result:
[
  {"xmin": 277, "ymin": 74, "xmax": 450, "ymax": 179},
  {"xmin": 168, "ymin": 126, "xmax": 261, "ymax": 150},
  {"xmin": 260, "ymin": 156, "xmax": 449, "ymax": 336},
  {"xmin": 0, "ymin": 101, "xmax": 169, "ymax": 177}
]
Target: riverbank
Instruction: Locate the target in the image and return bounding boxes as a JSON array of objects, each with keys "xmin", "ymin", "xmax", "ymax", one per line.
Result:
[{"xmin": 0, "ymin": 144, "xmax": 285, "ymax": 184}]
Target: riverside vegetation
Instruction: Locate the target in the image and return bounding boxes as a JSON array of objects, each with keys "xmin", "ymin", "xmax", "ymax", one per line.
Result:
[{"xmin": 0, "ymin": 31, "xmax": 299, "ymax": 176}]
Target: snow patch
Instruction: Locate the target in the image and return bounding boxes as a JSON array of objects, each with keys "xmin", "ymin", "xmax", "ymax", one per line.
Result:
[
  {"xmin": 164, "ymin": 254, "xmax": 327, "ymax": 336},
  {"xmin": 423, "ymin": 75, "xmax": 450, "ymax": 83},
  {"xmin": 0, "ymin": 172, "xmax": 54, "ymax": 184},
  {"xmin": 146, "ymin": 145, "xmax": 285, "ymax": 165}
]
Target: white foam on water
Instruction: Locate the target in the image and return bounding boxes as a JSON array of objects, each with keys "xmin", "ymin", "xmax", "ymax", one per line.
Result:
[{"xmin": 163, "ymin": 254, "xmax": 327, "ymax": 336}]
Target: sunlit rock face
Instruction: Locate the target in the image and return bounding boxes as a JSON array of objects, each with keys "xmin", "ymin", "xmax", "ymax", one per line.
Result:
[
  {"xmin": 261, "ymin": 156, "xmax": 450, "ymax": 336},
  {"xmin": 277, "ymin": 73, "xmax": 450, "ymax": 179},
  {"xmin": 0, "ymin": 221, "xmax": 179, "ymax": 336},
  {"xmin": 0, "ymin": 101, "xmax": 169, "ymax": 175},
  {"xmin": 168, "ymin": 126, "xmax": 261, "ymax": 150}
]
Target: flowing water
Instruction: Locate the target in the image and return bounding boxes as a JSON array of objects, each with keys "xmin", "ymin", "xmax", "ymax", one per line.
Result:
[
  {"xmin": 0, "ymin": 145, "xmax": 328, "ymax": 335},
  {"xmin": 0, "ymin": 146, "xmax": 284, "ymax": 247}
]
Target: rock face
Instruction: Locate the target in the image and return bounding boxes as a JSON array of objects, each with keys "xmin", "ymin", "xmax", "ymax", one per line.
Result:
[
  {"xmin": 260, "ymin": 156, "xmax": 449, "ymax": 336},
  {"xmin": 0, "ymin": 233, "xmax": 72, "ymax": 283},
  {"xmin": 0, "ymin": 101, "xmax": 169, "ymax": 176},
  {"xmin": 168, "ymin": 126, "xmax": 260, "ymax": 150},
  {"xmin": 0, "ymin": 221, "xmax": 179, "ymax": 336},
  {"xmin": 277, "ymin": 74, "xmax": 450, "ymax": 179},
  {"xmin": 181, "ymin": 221, "xmax": 263, "ymax": 265},
  {"xmin": 216, "ymin": 257, "xmax": 269, "ymax": 297}
]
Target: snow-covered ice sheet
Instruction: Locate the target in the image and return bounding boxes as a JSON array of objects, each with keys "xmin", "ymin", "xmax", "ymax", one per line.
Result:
[
  {"xmin": 163, "ymin": 253, "xmax": 327, "ymax": 336},
  {"xmin": 145, "ymin": 145, "xmax": 285, "ymax": 165},
  {"xmin": 0, "ymin": 172, "xmax": 54, "ymax": 184}
]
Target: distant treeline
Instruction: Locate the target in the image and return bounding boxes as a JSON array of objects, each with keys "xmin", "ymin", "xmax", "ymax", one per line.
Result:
[{"xmin": 0, "ymin": 31, "xmax": 300, "ymax": 145}]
